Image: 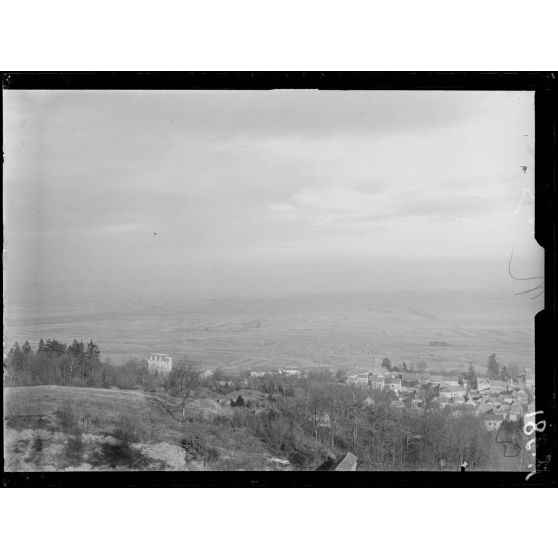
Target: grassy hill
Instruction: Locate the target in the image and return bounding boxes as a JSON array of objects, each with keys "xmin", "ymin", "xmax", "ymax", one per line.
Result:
[{"xmin": 3, "ymin": 385, "xmax": 297, "ymax": 471}]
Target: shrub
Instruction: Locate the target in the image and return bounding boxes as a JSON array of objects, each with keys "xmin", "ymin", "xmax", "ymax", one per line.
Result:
[
  {"xmin": 231, "ymin": 394, "xmax": 245, "ymax": 407},
  {"xmin": 113, "ymin": 419, "xmax": 138, "ymax": 444},
  {"xmin": 112, "ymin": 427, "xmax": 139, "ymax": 445},
  {"xmin": 95, "ymin": 440, "xmax": 136, "ymax": 468},
  {"xmin": 180, "ymin": 436, "xmax": 219, "ymax": 465},
  {"xmin": 55, "ymin": 400, "xmax": 77, "ymax": 433},
  {"xmin": 66, "ymin": 427, "xmax": 84, "ymax": 465},
  {"xmin": 32, "ymin": 435, "xmax": 44, "ymax": 453},
  {"xmin": 212, "ymin": 414, "xmax": 233, "ymax": 427},
  {"xmin": 112, "ymin": 415, "xmax": 154, "ymax": 444}
]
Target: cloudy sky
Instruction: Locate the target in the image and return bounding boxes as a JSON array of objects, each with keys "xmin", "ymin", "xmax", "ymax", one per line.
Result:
[{"xmin": 4, "ymin": 90, "xmax": 541, "ymax": 302}]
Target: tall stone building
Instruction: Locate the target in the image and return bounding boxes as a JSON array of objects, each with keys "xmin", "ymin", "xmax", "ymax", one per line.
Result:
[{"xmin": 148, "ymin": 353, "xmax": 173, "ymax": 375}]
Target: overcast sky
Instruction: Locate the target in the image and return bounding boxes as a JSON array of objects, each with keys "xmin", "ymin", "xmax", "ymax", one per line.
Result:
[{"xmin": 3, "ymin": 90, "xmax": 541, "ymax": 302}]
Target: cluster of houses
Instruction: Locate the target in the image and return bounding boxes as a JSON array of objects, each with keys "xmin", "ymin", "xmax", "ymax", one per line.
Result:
[
  {"xmin": 249, "ymin": 368, "xmax": 304, "ymax": 378},
  {"xmin": 148, "ymin": 353, "xmax": 534, "ymax": 434},
  {"xmin": 345, "ymin": 367, "xmax": 534, "ymax": 432}
]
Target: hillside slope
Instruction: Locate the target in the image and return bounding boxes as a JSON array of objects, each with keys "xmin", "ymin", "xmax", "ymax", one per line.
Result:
[{"xmin": 4, "ymin": 385, "xmax": 292, "ymax": 471}]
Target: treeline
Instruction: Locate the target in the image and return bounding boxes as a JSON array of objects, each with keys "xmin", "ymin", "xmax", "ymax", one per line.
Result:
[
  {"xmin": 486, "ymin": 354, "xmax": 524, "ymax": 381},
  {"xmin": 378, "ymin": 357, "xmax": 427, "ymax": 374},
  {"xmin": 378, "ymin": 355, "xmax": 525, "ymax": 383},
  {"xmin": 5, "ymin": 339, "xmax": 150, "ymax": 390}
]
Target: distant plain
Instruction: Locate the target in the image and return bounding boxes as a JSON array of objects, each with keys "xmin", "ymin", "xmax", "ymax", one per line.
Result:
[{"xmin": 5, "ymin": 289, "xmax": 537, "ymax": 374}]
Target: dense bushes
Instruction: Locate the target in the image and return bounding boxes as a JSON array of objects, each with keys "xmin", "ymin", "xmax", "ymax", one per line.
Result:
[
  {"xmin": 180, "ymin": 435, "xmax": 220, "ymax": 464},
  {"xmin": 5, "ymin": 339, "xmax": 149, "ymax": 390},
  {"xmin": 219, "ymin": 378, "xmax": 522, "ymax": 471}
]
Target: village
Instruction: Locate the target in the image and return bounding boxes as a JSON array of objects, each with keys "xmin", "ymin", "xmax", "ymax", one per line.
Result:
[
  {"xmin": 344, "ymin": 366, "xmax": 535, "ymax": 433},
  {"xmin": 148, "ymin": 352, "xmax": 536, "ymax": 437},
  {"xmin": 3, "ymin": 337, "xmax": 537, "ymax": 472}
]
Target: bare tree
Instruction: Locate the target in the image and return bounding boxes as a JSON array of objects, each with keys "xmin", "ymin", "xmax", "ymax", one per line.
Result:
[{"xmin": 169, "ymin": 360, "xmax": 202, "ymax": 417}]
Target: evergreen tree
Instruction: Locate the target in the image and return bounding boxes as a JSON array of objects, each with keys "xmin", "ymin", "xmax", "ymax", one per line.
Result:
[
  {"xmin": 69, "ymin": 339, "xmax": 85, "ymax": 358},
  {"xmin": 487, "ymin": 354, "xmax": 500, "ymax": 380},
  {"xmin": 44, "ymin": 339, "xmax": 67, "ymax": 357},
  {"xmin": 8, "ymin": 342, "xmax": 24, "ymax": 371},
  {"xmin": 38, "ymin": 338, "xmax": 45, "ymax": 352},
  {"xmin": 466, "ymin": 363, "xmax": 478, "ymax": 390},
  {"xmin": 381, "ymin": 358, "xmax": 392, "ymax": 371},
  {"xmin": 85, "ymin": 340, "xmax": 101, "ymax": 360},
  {"xmin": 22, "ymin": 340, "xmax": 33, "ymax": 354}
]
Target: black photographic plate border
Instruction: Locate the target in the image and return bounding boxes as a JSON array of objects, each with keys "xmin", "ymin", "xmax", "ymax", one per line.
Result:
[{"xmin": 2, "ymin": 71, "xmax": 556, "ymax": 487}]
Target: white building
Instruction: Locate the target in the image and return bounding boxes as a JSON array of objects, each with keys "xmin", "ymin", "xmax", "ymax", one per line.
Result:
[
  {"xmin": 316, "ymin": 412, "xmax": 331, "ymax": 428},
  {"xmin": 148, "ymin": 353, "xmax": 172, "ymax": 375},
  {"xmin": 441, "ymin": 378, "xmax": 460, "ymax": 387},
  {"xmin": 348, "ymin": 373, "xmax": 370, "ymax": 386},
  {"xmin": 369, "ymin": 374, "xmax": 384, "ymax": 390},
  {"xmin": 440, "ymin": 387, "xmax": 459, "ymax": 399},
  {"xmin": 362, "ymin": 395, "xmax": 374, "ymax": 407},
  {"xmin": 484, "ymin": 413, "xmax": 505, "ymax": 431},
  {"xmin": 281, "ymin": 369, "xmax": 301, "ymax": 377},
  {"xmin": 384, "ymin": 376, "xmax": 402, "ymax": 394},
  {"xmin": 477, "ymin": 377, "xmax": 491, "ymax": 391},
  {"xmin": 390, "ymin": 400, "xmax": 405, "ymax": 410},
  {"xmin": 429, "ymin": 375, "xmax": 445, "ymax": 385},
  {"xmin": 355, "ymin": 374, "xmax": 370, "ymax": 386}
]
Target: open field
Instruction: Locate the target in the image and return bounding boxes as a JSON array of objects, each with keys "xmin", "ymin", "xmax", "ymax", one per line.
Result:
[
  {"xmin": 3, "ymin": 385, "xmax": 294, "ymax": 471},
  {"xmin": 5, "ymin": 290, "xmax": 538, "ymax": 373}
]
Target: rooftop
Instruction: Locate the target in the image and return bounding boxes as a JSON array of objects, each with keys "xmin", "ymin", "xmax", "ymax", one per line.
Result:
[
  {"xmin": 334, "ymin": 452, "xmax": 358, "ymax": 471},
  {"xmin": 315, "ymin": 452, "xmax": 358, "ymax": 472}
]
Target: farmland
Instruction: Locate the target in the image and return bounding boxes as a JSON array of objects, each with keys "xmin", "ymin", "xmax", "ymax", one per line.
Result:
[
  {"xmin": 4, "ymin": 287, "xmax": 538, "ymax": 473},
  {"xmin": 4, "ymin": 289, "xmax": 538, "ymax": 373}
]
